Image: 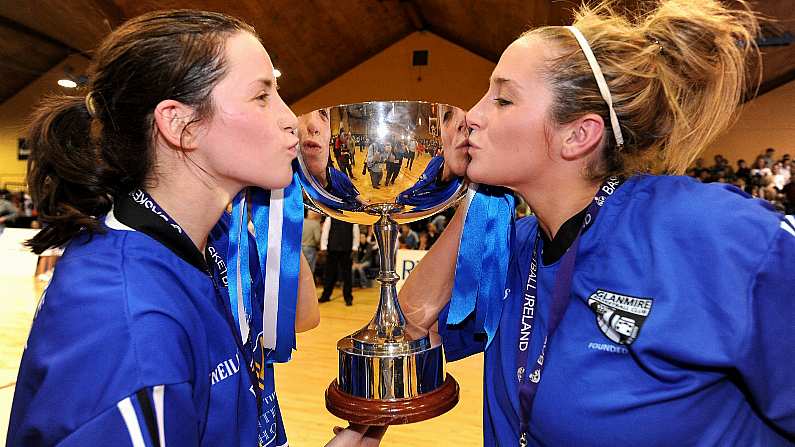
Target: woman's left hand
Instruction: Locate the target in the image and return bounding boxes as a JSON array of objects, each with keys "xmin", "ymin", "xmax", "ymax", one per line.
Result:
[{"xmin": 324, "ymin": 424, "xmax": 387, "ymax": 447}]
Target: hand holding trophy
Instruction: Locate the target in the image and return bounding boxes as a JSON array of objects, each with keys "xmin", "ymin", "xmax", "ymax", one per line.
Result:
[{"xmin": 295, "ymin": 101, "xmax": 470, "ymax": 426}]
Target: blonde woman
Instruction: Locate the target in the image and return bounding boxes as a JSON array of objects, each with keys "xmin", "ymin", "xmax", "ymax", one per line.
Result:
[{"xmin": 400, "ymin": 1, "xmax": 794, "ymax": 445}]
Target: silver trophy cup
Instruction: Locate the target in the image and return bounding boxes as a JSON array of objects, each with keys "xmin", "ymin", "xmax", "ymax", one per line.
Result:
[{"xmin": 295, "ymin": 101, "xmax": 470, "ymax": 425}]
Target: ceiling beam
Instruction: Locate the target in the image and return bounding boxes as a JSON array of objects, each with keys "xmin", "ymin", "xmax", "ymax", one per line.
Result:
[
  {"xmin": 756, "ymin": 68, "xmax": 795, "ymax": 98},
  {"xmin": 0, "ymin": 15, "xmax": 89, "ymax": 58},
  {"xmin": 401, "ymin": 0, "xmax": 427, "ymax": 31},
  {"xmin": 88, "ymin": 0, "xmax": 124, "ymax": 35}
]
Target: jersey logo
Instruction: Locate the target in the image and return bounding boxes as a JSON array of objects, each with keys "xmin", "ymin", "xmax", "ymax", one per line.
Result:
[{"xmin": 587, "ymin": 289, "xmax": 653, "ymax": 345}]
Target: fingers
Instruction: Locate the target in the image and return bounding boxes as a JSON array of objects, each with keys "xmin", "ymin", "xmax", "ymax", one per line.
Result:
[
  {"xmin": 361, "ymin": 425, "xmax": 388, "ymax": 446},
  {"xmin": 324, "ymin": 426, "xmax": 363, "ymax": 447},
  {"xmin": 325, "ymin": 424, "xmax": 387, "ymax": 447}
]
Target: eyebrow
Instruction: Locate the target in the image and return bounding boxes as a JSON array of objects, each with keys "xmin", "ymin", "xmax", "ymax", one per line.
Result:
[
  {"xmin": 491, "ymin": 77, "xmax": 521, "ymax": 93},
  {"xmin": 252, "ymin": 78, "xmax": 277, "ymax": 90}
]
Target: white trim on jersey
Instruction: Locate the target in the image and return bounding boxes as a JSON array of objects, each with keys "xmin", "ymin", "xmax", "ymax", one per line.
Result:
[
  {"xmin": 781, "ymin": 216, "xmax": 795, "ymax": 238},
  {"xmin": 117, "ymin": 397, "xmax": 146, "ymax": 447},
  {"xmin": 263, "ymin": 189, "xmax": 285, "ymax": 351},
  {"xmin": 106, "ymin": 207, "xmax": 135, "ymax": 232},
  {"xmin": 152, "ymin": 385, "xmax": 166, "ymax": 447}
]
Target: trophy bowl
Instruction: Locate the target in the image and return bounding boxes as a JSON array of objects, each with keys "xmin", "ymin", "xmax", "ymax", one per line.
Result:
[{"xmin": 295, "ymin": 101, "xmax": 470, "ymax": 425}]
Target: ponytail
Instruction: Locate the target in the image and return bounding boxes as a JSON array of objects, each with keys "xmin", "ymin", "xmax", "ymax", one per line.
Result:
[{"xmin": 26, "ymin": 94, "xmax": 114, "ymax": 254}]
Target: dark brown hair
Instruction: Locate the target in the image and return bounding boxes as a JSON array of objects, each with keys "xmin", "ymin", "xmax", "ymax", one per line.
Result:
[
  {"xmin": 26, "ymin": 10, "xmax": 255, "ymax": 253},
  {"xmin": 524, "ymin": 0, "xmax": 761, "ymax": 178}
]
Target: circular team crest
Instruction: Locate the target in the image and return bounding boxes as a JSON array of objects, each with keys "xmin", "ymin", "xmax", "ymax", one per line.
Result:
[{"xmin": 587, "ymin": 289, "xmax": 653, "ymax": 345}]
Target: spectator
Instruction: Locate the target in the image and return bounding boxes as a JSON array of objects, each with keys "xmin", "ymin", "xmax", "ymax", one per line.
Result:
[
  {"xmin": 301, "ymin": 209, "xmax": 322, "ymax": 273},
  {"xmin": 319, "ymin": 217, "xmax": 359, "ymax": 305},
  {"xmin": 366, "ymin": 141, "xmax": 385, "ymax": 188},
  {"xmin": 418, "ymin": 231, "xmax": 430, "ymax": 250},
  {"xmin": 763, "ymin": 147, "xmax": 775, "ymax": 167},
  {"xmin": 352, "ymin": 233, "xmax": 374, "ymax": 288},
  {"xmin": 425, "ymin": 221, "xmax": 439, "ymax": 247},
  {"xmin": 399, "ymin": 224, "xmax": 419, "ymax": 249},
  {"xmin": 686, "ymin": 157, "xmax": 706, "ymax": 178},
  {"xmin": 0, "ymin": 189, "xmax": 19, "ymax": 235},
  {"xmin": 735, "ymin": 159, "xmax": 751, "ymax": 185}
]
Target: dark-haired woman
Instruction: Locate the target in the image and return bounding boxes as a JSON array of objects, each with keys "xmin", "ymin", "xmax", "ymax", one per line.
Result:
[
  {"xmin": 399, "ymin": 1, "xmax": 794, "ymax": 445},
  {"xmin": 6, "ymin": 10, "xmax": 325, "ymax": 447}
]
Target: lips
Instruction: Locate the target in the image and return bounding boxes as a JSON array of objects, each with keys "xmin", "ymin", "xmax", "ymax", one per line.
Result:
[
  {"xmin": 301, "ymin": 140, "xmax": 323, "ymax": 152},
  {"xmin": 286, "ymin": 137, "xmax": 299, "ymax": 156},
  {"xmin": 455, "ymin": 139, "xmax": 470, "ymax": 151}
]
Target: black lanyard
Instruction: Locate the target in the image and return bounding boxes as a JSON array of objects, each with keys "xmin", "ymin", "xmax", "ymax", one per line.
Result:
[{"xmin": 516, "ymin": 177, "xmax": 622, "ymax": 446}]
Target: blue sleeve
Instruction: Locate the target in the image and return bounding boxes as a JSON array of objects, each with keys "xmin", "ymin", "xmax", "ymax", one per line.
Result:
[
  {"xmin": 7, "ymin": 242, "xmax": 204, "ymax": 446},
  {"xmin": 52, "ymin": 383, "xmax": 199, "ymax": 447},
  {"xmin": 737, "ymin": 216, "xmax": 795, "ymax": 437},
  {"xmin": 438, "ymin": 301, "xmax": 487, "ymax": 361}
]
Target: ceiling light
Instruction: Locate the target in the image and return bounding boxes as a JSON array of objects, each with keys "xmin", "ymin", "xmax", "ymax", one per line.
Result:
[
  {"xmin": 273, "ymin": 68, "xmax": 282, "ymax": 78},
  {"xmin": 58, "ymin": 79, "xmax": 77, "ymax": 88}
]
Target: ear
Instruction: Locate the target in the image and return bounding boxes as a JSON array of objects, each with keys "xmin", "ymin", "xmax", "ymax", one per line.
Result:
[
  {"xmin": 152, "ymin": 99, "xmax": 200, "ymax": 151},
  {"xmin": 559, "ymin": 113, "xmax": 604, "ymax": 161}
]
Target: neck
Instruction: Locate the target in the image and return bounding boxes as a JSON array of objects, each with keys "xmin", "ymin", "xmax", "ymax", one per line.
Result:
[
  {"xmin": 516, "ymin": 175, "xmax": 600, "ymax": 240},
  {"xmin": 147, "ymin": 157, "xmax": 237, "ymax": 253}
]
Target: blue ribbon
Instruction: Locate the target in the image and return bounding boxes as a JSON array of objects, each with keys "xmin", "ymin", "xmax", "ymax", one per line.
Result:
[
  {"xmin": 227, "ymin": 174, "xmax": 304, "ymax": 362},
  {"xmin": 249, "ymin": 173, "xmax": 304, "ymax": 363},
  {"xmin": 448, "ymin": 184, "xmax": 515, "ymax": 345}
]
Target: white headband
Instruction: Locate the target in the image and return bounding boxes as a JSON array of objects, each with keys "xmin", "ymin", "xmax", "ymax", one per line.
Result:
[{"xmin": 565, "ymin": 25, "xmax": 625, "ymax": 150}]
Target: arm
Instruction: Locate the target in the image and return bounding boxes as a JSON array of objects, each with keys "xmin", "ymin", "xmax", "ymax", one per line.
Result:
[
  {"xmin": 295, "ymin": 252, "xmax": 319, "ymax": 332},
  {"xmin": 352, "ymin": 224, "xmax": 360, "ymax": 251},
  {"xmin": 398, "ymin": 204, "xmax": 466, "ymax": 330},
  {"xmin": 52, "ymin": 383, "xmax": 200, "ymax": 447},
  {"xmin": 8, "ymin": 275, "xmax": 202, "ymax": 446},
  {"xmin": 736, "ymin": 220, "xmax": 795, "ymax": 436},
  {"xmin": 0, "ymin": 201, "xmax": 18, "ymax": 224},
  {"xmin": 320, "ymin": 218, "xmax": 330, "ymax": 251}
]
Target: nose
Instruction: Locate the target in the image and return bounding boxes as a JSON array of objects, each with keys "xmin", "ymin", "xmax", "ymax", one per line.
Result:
[
  {"xmin": 277, "ymin": 95, "xmax": 298, "ymax": 135},
  {"xmin": 465, "ymin": 101, "xmax": 485, "ymax": 133},
  {"xmin": 306, "ymin": 117, "xmax": 321, "ymax": 136}
]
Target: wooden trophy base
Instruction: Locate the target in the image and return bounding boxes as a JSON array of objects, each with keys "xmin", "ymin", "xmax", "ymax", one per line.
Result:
[{"xmin": 325, "ymin": 374, "xmax": 460, "ymax": 426}]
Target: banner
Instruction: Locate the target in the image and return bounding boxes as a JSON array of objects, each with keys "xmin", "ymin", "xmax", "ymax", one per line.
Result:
[{"xmin": 395, "ymin": 248, "xmax": 427, "ymax": 292}]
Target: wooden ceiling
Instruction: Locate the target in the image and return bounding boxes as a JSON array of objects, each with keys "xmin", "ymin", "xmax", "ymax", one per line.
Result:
[{"xmin": 0, "ymin": 0, "xmax": 793, "ymax": 107}]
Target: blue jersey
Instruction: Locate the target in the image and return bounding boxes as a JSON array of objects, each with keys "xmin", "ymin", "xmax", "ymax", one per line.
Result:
[
  {"xmin": 397, "ymin": 156, "xmax": 462, "ymax": 211},
  {"xmin": 8, "ymin": 191, "xmax": 288, "ymax": 446},
  {"xmin": 440, "ymin": 175, "xmax": 795, "ymax": 446}
]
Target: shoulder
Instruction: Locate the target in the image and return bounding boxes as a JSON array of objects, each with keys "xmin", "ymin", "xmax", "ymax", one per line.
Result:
[
  {"xmin": 31, "ymin": 229, "xmax": 209, "ymax": 385},
  {"xmin": 602, "ymin": 175, "xmax": 786, "ymax": 289},
  {"xmin": 622, "ymin": 175, "xmax": 781, "ymax": 246}
]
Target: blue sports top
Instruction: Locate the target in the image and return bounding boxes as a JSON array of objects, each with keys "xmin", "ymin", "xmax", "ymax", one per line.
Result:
[
  {"xmin": 8, "ymin": 191, "xmax": 288, "ymax": 446},
  {"xmin": 396, "ymin": 155, "xmax": 462, "ymax": 211},
  {"xmin": 439, "ymin": 175, "xmax": 795, "ymax": 446}
]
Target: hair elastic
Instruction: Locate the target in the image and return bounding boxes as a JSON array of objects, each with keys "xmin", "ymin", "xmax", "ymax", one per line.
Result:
[{"xmin": 85, "ymin": 91, "xmax": 97, "ymax": 118}]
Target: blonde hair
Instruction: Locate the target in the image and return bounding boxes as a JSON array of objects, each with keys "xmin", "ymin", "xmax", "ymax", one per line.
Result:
[{"xmin": 523, "ymin": 0, "xmax": 761, "ymax": 177}]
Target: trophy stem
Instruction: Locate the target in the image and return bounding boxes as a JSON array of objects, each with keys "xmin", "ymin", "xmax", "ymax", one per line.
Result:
[{"xmin": 369, "ymin": 214, "xmax": 407, "ymax": 341}]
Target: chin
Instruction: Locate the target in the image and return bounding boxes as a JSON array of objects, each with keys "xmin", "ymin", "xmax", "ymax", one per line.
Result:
[
  {"xmin": 255, "ymin": 167, "xmax": 294, "ymax": 190},
  {"xmin": 465, "ymin": 161, "xmax": 492, "ymax": 185}
]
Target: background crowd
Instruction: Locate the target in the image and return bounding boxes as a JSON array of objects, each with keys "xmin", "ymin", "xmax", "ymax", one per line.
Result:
[{"xmin": 686, "ymin": 147, "xmax": 794, "ymax": 214}]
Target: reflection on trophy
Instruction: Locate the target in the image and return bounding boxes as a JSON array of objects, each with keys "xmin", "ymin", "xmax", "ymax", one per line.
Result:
[{"xmin": 295, "ymin": 101, "xmax": 469, "ymax": 425}]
